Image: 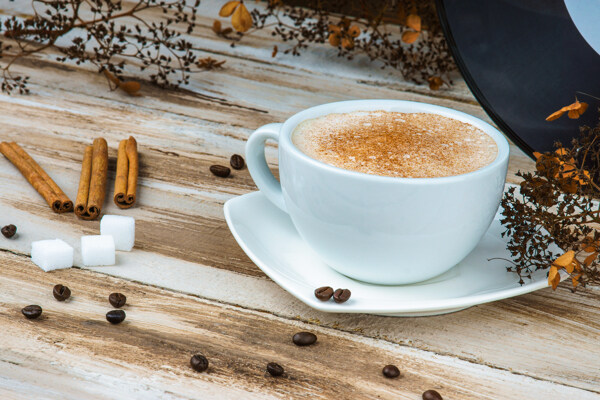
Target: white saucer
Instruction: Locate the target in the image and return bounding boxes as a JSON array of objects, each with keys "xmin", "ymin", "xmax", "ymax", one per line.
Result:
[{"xmin": 224, "ymin": 191, "xmax": 560, "ymax": 317}]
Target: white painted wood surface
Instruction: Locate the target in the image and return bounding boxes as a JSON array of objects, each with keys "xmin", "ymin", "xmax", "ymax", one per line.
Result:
[{"xmin": 0, "ymin": 1, "xmax": 598, "ymax": 398}]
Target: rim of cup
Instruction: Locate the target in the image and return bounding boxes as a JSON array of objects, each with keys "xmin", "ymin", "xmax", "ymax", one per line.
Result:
[{"xmin": 279, "ymin": 99, "xmax": 510, "ymax": 184}]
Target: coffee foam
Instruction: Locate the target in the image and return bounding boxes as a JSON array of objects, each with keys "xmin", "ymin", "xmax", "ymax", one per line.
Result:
[{"xmin": 291, "ymin": 111, "xmax": 498, "ymax": 178}]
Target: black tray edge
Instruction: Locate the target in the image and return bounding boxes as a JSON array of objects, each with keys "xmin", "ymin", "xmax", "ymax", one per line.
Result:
[{"xmin": 435, "ymin": 0, "xmax": 535, "ymax": 159}]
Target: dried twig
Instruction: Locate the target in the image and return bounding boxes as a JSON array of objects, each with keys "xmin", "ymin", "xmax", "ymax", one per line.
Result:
[
  {"xmin": 215, "ymin": 0, "xmax": 456, "ymax": 87},
  {"xmin": 0, "ymin": 0, "xmax": 225, "ymax": 94},
  {"xmin": 501, "ymin": 101, "xmax": 600, "ymax": 290}
]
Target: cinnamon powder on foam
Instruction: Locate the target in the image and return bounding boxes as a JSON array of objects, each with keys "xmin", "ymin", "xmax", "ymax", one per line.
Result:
[{"xmin": 291, "ymin": 111, "xmax": 498, "ymax": 178}]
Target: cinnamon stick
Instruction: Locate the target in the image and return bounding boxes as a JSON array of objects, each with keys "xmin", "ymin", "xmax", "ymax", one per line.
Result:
[
  {"xmin": 0, "ymin": 142, "xmax": 73, "ymax": 213},
  {"xmin": 75, "ymin": 138, "xmax": 108, "ymax": 220},
  {"xmin": 113, "ymin": 136, "xmax": 138, "ymax": 209},
  {"xmin": 75, "ymin": 145, "xmax": 93, "ymax": 217}
]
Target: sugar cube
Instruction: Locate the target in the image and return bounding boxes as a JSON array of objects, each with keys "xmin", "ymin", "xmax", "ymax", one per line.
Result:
[
  {"xmin": 81, "ymin": 235, "xmax": 115, "ymax": 266},
  {"xmin": 100, "ymin": 215, "xmax": 135, "ymax": 251},
  {"xmin": 31, "ymin": 239, "xmax": 73, "ymax": 272}
]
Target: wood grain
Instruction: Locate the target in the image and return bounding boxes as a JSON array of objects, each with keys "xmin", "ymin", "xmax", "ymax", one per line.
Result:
[
  {"xmin": 1, "ymin": 252, "xmax": 595, "ymax": 400},
  {"xmin": 0, "ymin": 1, "xmax": 592, "ymax": 398}
]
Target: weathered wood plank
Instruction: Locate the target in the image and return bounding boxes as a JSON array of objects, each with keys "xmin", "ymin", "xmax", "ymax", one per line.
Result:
[
  {"xmin": 0, "ymin": 252, "xmax": 595, "ymax": 400},
  {"xmin": 0, "ymin": 5, "xmax": 535, "ymax": 176},
  {"xmin": 2, "ymin": 1, "xmax": 594, "ymax": 397},
  {"xmin": 0, "ymin": 44, "xmax": 534, "ymax": 277},
  {"xmin": 1, "ymin": 154, "xmax": 600, "ymax": 393},
  {"xmin": 0, "ymin": 0, "xmax": 476, "ymax": 102}
]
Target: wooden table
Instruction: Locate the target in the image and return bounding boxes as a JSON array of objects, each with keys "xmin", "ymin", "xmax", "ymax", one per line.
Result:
[{"xmin": 1, "ymin": 2, "xmax": 599, "ymax": 399}]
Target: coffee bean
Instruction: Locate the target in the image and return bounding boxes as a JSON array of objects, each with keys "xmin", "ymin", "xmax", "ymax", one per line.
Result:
[
  {"xmin": 106, "ymin": 309, "xmax": 126, "ymax": 324},
  {"xmin": 333, "ymin": 288, "xmax": 351, "ymax": 303},
  {"xmin": 109, "ymin": 292, "xmax": 127, "ymax": 308},
  {"xmin": 210, "ymin": 165, "xmax": 231, "ymax": 178},
  {"xmin": 53, "ymin": 284, "xmax": 71, "ymax": 301},
  {"xmin": 314, "ymin": 286, "xmax": 334, "ymax": 301},
  {"xmin": 422, "ymin": 389, "xmax": 443, "ymax": 400},
  {"xmin": 292, "ymin": 332, "xmax": 317, "ymax": 346},
  {"xmin": 230, "ymin": 154, "xmax": 245, "ymax": 170},
  {"xmin": 382, "ymin": 364, "xmax": 400, "ymax": 378},
  {"xmin": 1, "ymin": 224, "xmax": 16, "ymax": 238},
  {"xmin": 190, "ymin": 354, "xmax": 209, "ymax": 372},
  {"xmin": 22, "ymin": 305, "xmax": 42, "ymax": 319},
  {"xmin": 266, "ymin": 362, "xmax": 284, "ymax": 377}
]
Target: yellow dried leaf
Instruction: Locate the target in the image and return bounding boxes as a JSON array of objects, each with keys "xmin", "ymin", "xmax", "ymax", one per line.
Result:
[
  {"xmin": 428, "ymin": 76, "xmax": 443, "ymax": 90},
  {"xmin": 546, "ymin": 100, "xmax": 588, "ymax": 121},
  {"xmin": 402, "ymin": 30, "xmax": 420, "ymax": 44},
  {"xmin": 406, "ymin": 14, "xmax": 421, "ymax": 32},
  {"xmin": 546, "ymin": 109, "xmax": 565, "ymax": 121},
  {"xmin": 564, "ymin": 261, "xmax": 576, "ymax": 274},
  {"xmin": 532, "ymin": 151, "xmax": 543, "ymax": 159},
  {"xmin": 554, "ymin": 148, "xmax": 568, "ymax": 156},
  {"xmin": 219, "ymin": 1, "xmax": 240, "ymax": 17},
  {"xmin": 584, "ymin": 252, "xmax": 598, "ymax": 266},
  {"xmin": 572, "ymin": 273, "xmax": 582, "ymax": 288},
  {"xmin": 329, "ymin": 33, "xmax": 341, "ymax": 47},
  {"xmin": 548, "ymin": 266, "xmax": 560, "ymax": 290},
  {"xmin": 575, "ymin": 169, "xmax": 591, "ymax": 185},
  {"xmin": 552, "ymin": 250, "xmax": 575, "ymax": 267},
  {"xmin": 119, "ymin": 81, "xmax": 141, "ymax": 96},
  {"xmin": 212, "ymin": 20, "xmax": 222, "ymax": 34},
  {"xmin": 348, "ymin": 25, "xmax": 361, "ymax": 38},
  {"xmin": 197, "ymin": 57, "xmax": 226, "ymax": 70},
  {"xmin": 341, "ymin": 37, "xmax": 354, "ymax": 49},
  {"xmin": 560, "ymin": 164, "xmax": 576, "ymax": 178},
  {"xmin": 231, "ymin": 3, "xmax": 252, "ymax": 32}
]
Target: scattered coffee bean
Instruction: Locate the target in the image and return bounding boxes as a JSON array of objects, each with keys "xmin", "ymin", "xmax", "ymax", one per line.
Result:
[
  {"xmin": 382, "ymin": 364, "xmax": 400, "ymax": 378},
  {"xmin": 422, "ymin": 389, "xmax": 443, "ymax": 400},
  {"xmin": 106, "ymin": 309, "xmax": 126, "ymax": 324},
  {"xmin": 109, "ymin": 292, "xmax": 127, "ymax": 308},
  {"xmin": 52, "ymin": 284, "xmax": 71, "ymax": 301},
  {"xmin": 230, "ymin": 154, "xmax": 245, "ymax": 170},
  {"xmin": 314, "ymin": 286, "xmax": 334, "ymax": 301},
  {"xmin": 266, "ymin": 362, "xmax": 284, "ymax": 377},
  {"xmin": 333, "ymin": 288, "xmax": 351, "ymax": 303},
  {"xmin": 292, "ymin": 332, "xmax": 317, "ymax": 346},
  {"xmin": 190, "ymin": 354, "xmax": 209, "ymax": 372},
  {"xmin": 210, "ymin": 165, "xmax": 231, "ymax": 178},
  {"xmin": 1, "ymin": 224, "xmax": 16, "ymax": 238},
  {"xmin": 22, "ymin": 305, "xmax": 42, "ymax": 319}
]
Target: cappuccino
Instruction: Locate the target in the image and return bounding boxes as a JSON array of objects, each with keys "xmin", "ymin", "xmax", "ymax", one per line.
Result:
[{"xmin": 291, "ymin": 111, "xmax": 497, "ymax": 178}]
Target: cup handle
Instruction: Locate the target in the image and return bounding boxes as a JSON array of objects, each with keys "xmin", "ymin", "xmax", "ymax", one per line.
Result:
[{"xmin": 246, "ymin": 123, "xmax": 287, "ymax": 213}]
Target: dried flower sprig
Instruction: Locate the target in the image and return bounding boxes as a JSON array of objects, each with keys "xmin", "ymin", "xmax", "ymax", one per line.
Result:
[
  {"xmin": 501, "ymin": 97, "xmax": 600, "ymax": 290},
  {"xmin": 546, "ymin": 99, "xmax": 589, "ymax": 121},
  {"xmin": 214, "ymin": 0, "xmax": 455, "ymax": 88},
  {"xmin": 197, "ymin": 56, "xmax": 226, "ymax": 70},
  {"xmin": 0, "ymin": 0, "xmax": 225, "ymax": 94}
]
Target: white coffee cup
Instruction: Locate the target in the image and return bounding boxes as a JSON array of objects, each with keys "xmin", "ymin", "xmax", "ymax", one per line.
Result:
[{"xmin": 246, "ymin": 100, "xmax": 509, "ymax": 285}]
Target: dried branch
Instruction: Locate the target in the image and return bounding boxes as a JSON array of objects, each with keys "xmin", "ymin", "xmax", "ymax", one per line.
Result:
[
  {"xmin": 215, "ymin": 0, "xmax": 456, "ymax": 87},
  {"xmin": 0, "ymin": 0, "xmax": 226, "ymax": 94},
  {"xmin": 501, "ymin": 102, "xmax": 600, "ymax": 290}
]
